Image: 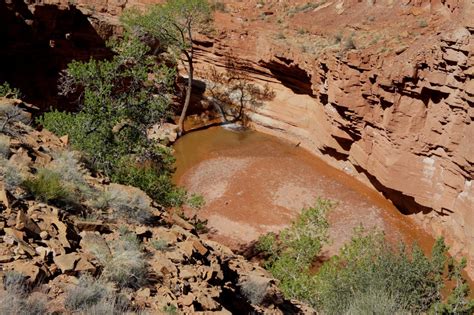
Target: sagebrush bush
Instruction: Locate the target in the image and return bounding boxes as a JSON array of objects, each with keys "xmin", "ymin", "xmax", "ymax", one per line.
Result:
[
  {"xmin": 49, "ymin": 151, "xmax": 93, "ymax": 197},
  {"xmin": 65, "ymin": 274, "xmax": 132, "ymax": 314},
  {"xmin": 0, "ymin": 158, "xmax": 24, "ymax": 191},
  {"xmin": 97, "ymin": 233, "xmax": 148, "ymax": 289},
  {"xmin": 240, "ymin": 278, "xmax": 268, "ymax": 305},
  {"xmin": 0, "ymin": 271, "xmax": 47, "ymax": 315},
  {"xmin": 344, "ymin": 288, "xmax": 406, "ymax": 315},
  {"xmin": 0, "ymin": 135, "xmax": 10, "ymax": 158},
  {"xmin": 106, "ymin": 185, "xmax": 153, "ymax": 224},
  {"xmin": 65, "ymin": 274, "xmax": 109, "ymax": 311}
]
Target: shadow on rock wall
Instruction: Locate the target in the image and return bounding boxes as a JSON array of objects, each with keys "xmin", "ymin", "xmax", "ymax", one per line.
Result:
[{"xmin": 0, "ymin": 0, "xmax": 112, "ymax": 110}]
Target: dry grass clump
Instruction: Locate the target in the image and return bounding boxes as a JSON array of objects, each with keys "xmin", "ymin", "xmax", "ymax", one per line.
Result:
[
  {"xmin": 0, "ymin": 272, "xmax": 47, "ymax": 315},
  {"xmin": 240, "ymin": 277, "xmax": 269, "ymax": 305},
  {"xmin": 106, "ymin": 185, "xmax": 153, "ymax": 224},
  {"xmin": 95, "ymin": 233, "xmax": 148, "ymax": 289},
  {"xmin": 65, "ymin": 274, "xmax": 132, "ymax": 314}
]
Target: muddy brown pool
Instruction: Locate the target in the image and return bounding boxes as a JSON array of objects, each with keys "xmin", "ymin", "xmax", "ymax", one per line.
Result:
[{"xmin": 173, "ymin": 126, "xmax": 435, "ymax": 254}]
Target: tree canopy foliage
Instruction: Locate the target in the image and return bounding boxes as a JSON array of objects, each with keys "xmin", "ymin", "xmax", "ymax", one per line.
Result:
[
  {"xmin": 39, "ymin": 35, "xmax": 185, "ymax": 207},
  {"xmin": 122, "ymin": 0, "xmax": 212, "ymax": 134},
  {"xmin": 257, "ymin": 199, "xmax": 474, "ymax": 314}
]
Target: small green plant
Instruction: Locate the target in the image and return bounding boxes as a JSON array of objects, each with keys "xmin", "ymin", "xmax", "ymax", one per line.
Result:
[
  {"xmin": 0, "ymin": 82, "xmax": 20, "ymax": 99},
  {"xmin": 163, "ymin": 304, "xmax": 179, "ymax": 315},
  {"xmin": 418, "ymin": 19, "xmax": 428, "ymax": 28},
  {"xmin": 188, "ymin": 193, "xmax": 205, "ymax": 210},
  {"xmin": 151, "ymin": 239, "xmax": 169, "ymax": 251},
  {"xmin": 23, "ymin": 168, "xmax": 74, "ymax": 203}
]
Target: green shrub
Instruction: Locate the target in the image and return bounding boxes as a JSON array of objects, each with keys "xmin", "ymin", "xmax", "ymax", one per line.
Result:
[
  {"xmin": 23, "ymin": 168, "xmax": 74, "ymax": 203},
  {"xmin": 258, "ymin": 202, "xmax": 474, "ymax": 314},
  {"xmin": 188, "ymin": 193, "xmax": 205, "ymax": 210},
  {"xmin": 257, "ymin": 198, "xmax": 331, "ymax": 302},
  {"xmin": 0, "ymin": 82, "xmax": 20, "ymax": 99},
  {"xmin": 314, "ymin": 229, "xmax": 474, "ymax": 314},
  {"xmin": 111, "ymin": 158, "xmax": 186, "ymax": 208}
]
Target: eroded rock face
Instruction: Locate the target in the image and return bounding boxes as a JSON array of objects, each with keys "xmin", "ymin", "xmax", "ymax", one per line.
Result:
[{"xmin": 189, "ymin": 1, "xmax": 474, "ymax": 276}]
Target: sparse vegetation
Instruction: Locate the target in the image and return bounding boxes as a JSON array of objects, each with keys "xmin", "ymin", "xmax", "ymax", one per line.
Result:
[
  {"xmin": 0, "ymin": 272, "xmax": 47, "ymax": 315},
  {"xmin": 23, "ymin": 168, "xmax": 75, "ymax": 204},
  {"xmin": 98, "ymin": 233, "xmax": 148, "ymax": 289},
  {"xmin": 65, "ymin": 274, "xmax": 110, "ymax": 311},
  {"xmin": 210, "ymin": 0, "xmax": 226, "ymax": 12},
  {"xmin": 0, "ymin": 157, "xmax": 24, "ymax": 191},
  {"xmin": 151, "ymin": 239, "xmax": 169, "ymax": 251},
  {"xmin": 240, "ymin": 277, "xmax": 268, "ymax": 305},
  {"xmin": 419, "ymin": 19, "xmax": 428, "ymax": 28},
  {"xmin": 0, "ymin": 135, "xmax": 10, "ymax": 158},
  {"xmin": 258, "ymin": 207, "xmax": 474, "ymax": 315}
]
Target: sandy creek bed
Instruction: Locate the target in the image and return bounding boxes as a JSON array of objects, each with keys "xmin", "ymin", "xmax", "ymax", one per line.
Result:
[{"xmin": 173, "ymin": 126, "xmax": 435, "ymax": 256}]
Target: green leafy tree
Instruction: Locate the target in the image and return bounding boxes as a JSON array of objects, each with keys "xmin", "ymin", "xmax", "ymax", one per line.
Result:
[
  {"xmin": 39, "ymin": 35, "xmax": 183, "ymax": 206},
  {"xmin": 122, "ymin": 0, "xmax": 212, "ymax": 135}
]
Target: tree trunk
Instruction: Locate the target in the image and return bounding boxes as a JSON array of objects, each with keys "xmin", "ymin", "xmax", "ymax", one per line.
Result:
[
  {"xmin": 177, "ymin": 26, "xmax": 194, "ymax": 136},
  {"xmin": 177, "ymin": 57, "xmax": 193, "ymax": 136}
]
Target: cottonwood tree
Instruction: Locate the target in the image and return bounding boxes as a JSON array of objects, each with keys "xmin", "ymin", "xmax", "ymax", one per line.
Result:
[
  {"xmin": 122, "ymin": 0, "xmax": 212, "ymax": 135},
  {"xmin": 204, "ymin": 57, "xmax": 275, "ymax": 126}
]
